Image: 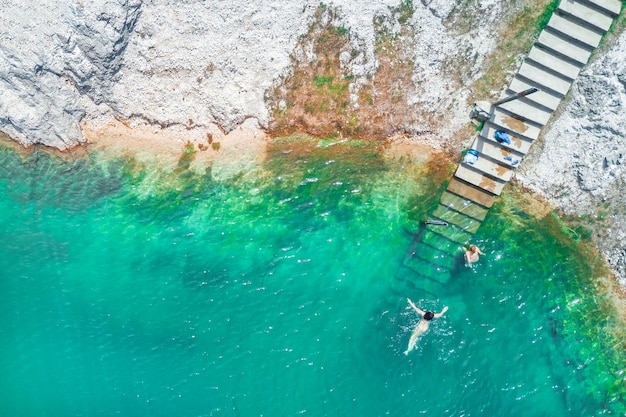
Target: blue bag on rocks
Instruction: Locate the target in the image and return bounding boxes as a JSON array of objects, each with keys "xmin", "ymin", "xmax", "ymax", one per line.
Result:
[
  {"xmin": 494, "ymin": 130, "xmax": 511, "ymax": 144},
  {"xmin": 463, "ymin": 149, "xmax": 478, "ymax": 165}
]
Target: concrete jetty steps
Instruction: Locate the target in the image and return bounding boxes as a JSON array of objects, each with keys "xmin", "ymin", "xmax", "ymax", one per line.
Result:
[
  {"xmin": 459, "ymin": 0, "xmax": 621, "ymax": 197},
  {"xmin": 402, "ymin": 0, "xmax": 622, "ymax": 283}
]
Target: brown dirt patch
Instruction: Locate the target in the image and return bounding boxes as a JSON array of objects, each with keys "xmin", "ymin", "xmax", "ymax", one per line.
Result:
[
  {"xmin": 466, "ymin": 0, "xmax": 557, "ymax": 101},
  {"xmin": 81, "ymin": 118, "xmax": 268, "ymax": 177},
  {"xmin": 266, "ymin": 3, "xmax": 430, "ymax": 141}
]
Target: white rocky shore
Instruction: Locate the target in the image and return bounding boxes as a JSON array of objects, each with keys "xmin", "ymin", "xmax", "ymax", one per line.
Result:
[
  {"xmin": 517, "ymin": 31, "xmax": 626, "ymax": 288},
  {"xmin": 0, "ymin": 0, "xmax": 505, "ymax": 149},
  {"xmin": 0, "ymin": 0, "xmax": 624, "ymax": 287}
]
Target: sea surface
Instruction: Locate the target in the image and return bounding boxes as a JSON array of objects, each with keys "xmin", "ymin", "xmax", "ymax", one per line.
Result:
[{"xmin": 0, "ymin": 138, "xmax": 624, "ymax": 417}]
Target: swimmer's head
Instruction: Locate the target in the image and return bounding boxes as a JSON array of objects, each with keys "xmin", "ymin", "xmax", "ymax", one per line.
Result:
[
  {"xmin": 424, "ymin": 311, "xmax": 435, "ymax": 321},
  {"xmin": 469, "ymin": 244, "xmax": 477, "ymax": 252}
]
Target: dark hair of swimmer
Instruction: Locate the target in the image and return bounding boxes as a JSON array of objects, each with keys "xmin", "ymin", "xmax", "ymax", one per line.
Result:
[{"xmin": 424, "ymin": 311, "xmax": 435, "ymax": 321}]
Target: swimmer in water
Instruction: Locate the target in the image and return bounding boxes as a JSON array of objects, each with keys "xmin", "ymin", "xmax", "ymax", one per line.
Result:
[
  {"xmin": 404, "ymin": 298, "xmax": 448, "ymax": 355},
  {"xmin": 464, "ymin": 244, "xmax": 484, "ymax": 267}
]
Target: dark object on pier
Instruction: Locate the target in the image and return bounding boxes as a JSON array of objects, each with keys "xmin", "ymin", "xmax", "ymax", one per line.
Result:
[
  {"xmin": 492, "ymin": 87, "xmax": 539, "ymax": 106},
  {"xmin": 424, "ymin": 220, "xmax": 448, "ymax": 226},
  {"xmin": 470, "ymin": 88, "xmax": 540, "ymax": 122}
]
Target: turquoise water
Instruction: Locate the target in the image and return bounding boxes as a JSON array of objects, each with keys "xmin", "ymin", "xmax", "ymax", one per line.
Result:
[{"xmin": 0, "ymin": 140, "xmax": 624, "ymax": 417}]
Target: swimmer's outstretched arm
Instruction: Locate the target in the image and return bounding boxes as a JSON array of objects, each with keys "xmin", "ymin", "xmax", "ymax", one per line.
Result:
[
  {"xmin": 434, "ymin": 306, "xmax": 449, "ymax": 318},
  {"xmin": 407, "ymin": 298, "xmax": 426, "ymax": 316}
]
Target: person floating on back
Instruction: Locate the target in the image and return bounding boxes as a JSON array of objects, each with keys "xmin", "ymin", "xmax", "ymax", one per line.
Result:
[
  {"xmin": 404, "ymin": 298, "xmax": 448, "ymax": 355},
  {"xmin": 463, "ymin": 244, "xmax": 484, "ymax": 267}
]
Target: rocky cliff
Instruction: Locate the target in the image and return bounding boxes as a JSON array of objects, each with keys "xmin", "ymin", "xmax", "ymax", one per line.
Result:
[
  {"xmin": 1, "ymin": 0, "xmax": 516, "ymax": 149},
  {"xmin": 1, "ymin": 0, "xmax": 625, "ymax": 285},
  {"xmin": 1, "ymin": 0, "xmax": 142, "ymax": 149}
]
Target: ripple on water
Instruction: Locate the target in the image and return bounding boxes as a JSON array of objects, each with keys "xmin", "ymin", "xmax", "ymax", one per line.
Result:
[{"xmin": 0, "ymin": 143, "xmax": 624, "ymax": 416}]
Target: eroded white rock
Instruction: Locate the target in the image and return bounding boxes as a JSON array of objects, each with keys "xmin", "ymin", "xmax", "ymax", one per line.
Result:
[
  {"xmin": 1, "ymin": 0, "xmax": 503, "ymax": 149},
  {"xmin": 517, "ymin": 30, "xmax": 626, "ymax": 287}
]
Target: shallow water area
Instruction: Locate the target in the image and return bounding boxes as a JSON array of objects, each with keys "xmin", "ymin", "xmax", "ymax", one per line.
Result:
[{"xmin": 0, "ymin": 140, "xmax": 624, "ymax": 417}]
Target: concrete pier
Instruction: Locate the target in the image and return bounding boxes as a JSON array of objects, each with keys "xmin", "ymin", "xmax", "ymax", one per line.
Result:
[{"xmin": 400, "ymin": 0, "xmax": 623, "ymax": 285}]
